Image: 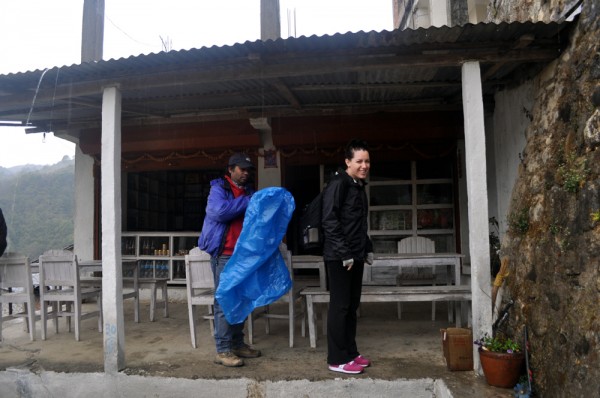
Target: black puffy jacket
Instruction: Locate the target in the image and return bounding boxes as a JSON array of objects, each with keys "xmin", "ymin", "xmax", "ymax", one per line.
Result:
[{"xmin": 321, "ymin": 170, "xmax": 373, "ymax": 261}]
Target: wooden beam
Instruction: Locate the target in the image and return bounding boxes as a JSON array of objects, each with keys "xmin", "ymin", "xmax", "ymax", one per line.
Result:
[
  {"xmin": 482, "ymin": 34, "xmax": 536, "ymax": 81},
  {"xmin": 268, "ymin": 78, "xmax": 302, "ymax": 109}
]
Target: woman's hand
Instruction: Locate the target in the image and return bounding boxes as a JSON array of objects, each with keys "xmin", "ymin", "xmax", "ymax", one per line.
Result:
[{"xmin": 342, "ymin": 258, "xmax": 354, "ymax": 271}]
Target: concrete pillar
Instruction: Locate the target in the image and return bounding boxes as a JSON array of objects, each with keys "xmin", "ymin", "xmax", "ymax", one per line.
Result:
[
  {"xmin": 76, "ymin": 0, "xmax": 105, "ymax": 262},
  {"xmin": 101, "ymin": 85, "xmax": 125, "ymax": 373},
  {"xmin": 81, "ymin": 0, "xmax": 104, "ymax": 63},
  {"xmin": 260, "ymin": 0, "xmax": 280, "ymax": 41},
  {"xmin": 429, "ymin": 0, "xmax": 449, "ymax": 27},
  {"xmin": 250, "ymin": 117, "xmax": 281, "ymax": 189},
  {"xmin": 461, "ymin": 61, "xmax": 492, "ymax": 372},
  {"xmin": 73, "ymin": 146, "xmax": 95, "ymax": 261}
]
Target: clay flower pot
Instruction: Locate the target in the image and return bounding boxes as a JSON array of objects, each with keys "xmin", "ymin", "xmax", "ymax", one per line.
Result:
[{"xmin": 479, "ymin": 348, "xmax": 525, "ymax": 388}]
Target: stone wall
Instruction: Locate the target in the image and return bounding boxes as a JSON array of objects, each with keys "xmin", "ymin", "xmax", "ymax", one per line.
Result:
[{"xmin": 489, "ymin": 1, "xmax": 599, "ymax": 395}]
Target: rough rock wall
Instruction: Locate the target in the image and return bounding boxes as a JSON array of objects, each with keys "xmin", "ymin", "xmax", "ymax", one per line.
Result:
[{"xmin": 490, "ymin": 1, "xmax": 600, "ymax": 396}]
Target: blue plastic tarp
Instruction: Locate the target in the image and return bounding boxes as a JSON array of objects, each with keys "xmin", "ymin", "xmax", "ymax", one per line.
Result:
[{"xmin": 215, "ymin": 187, "xmax": 295, "ymax": 325}]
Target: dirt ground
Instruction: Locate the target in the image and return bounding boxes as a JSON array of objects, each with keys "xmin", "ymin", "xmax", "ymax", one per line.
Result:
[{"xmin": 0, "ymin": 289, "xmax": 512, "ymax": 397}]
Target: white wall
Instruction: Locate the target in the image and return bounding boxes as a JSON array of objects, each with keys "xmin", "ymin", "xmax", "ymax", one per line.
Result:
[
  {"xmin": 429, "ymin": 0, "xmax": 449, "ymax": 26},
  {"xmin": 492, "ymin": 81, "xmax": 534, "ymax": 237},
  {"xmin": 457, "ymin": 139, "xmax": 470, "ymax": 265},
  {"xmin": 73, "ymin": 146, "xmax": 95, "ymax": 261},
  {"xmin": 485, "ymin": 115, "xmax": 498, "ymax": 221}
]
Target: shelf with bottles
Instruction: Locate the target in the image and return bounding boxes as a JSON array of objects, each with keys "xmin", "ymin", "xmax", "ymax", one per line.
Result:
[
  {"xmin": 120, "ymin": 232, "xmax": 199, "ymax": 283},
  {"xmin": 138, "ymin": 260, "xmax": 170, "ymax": 279},
  {"xmin": 416, "ymin": 207, "xmax": 454, "ymax": 230},
  {"xmin": 139, "ymin": 235, "xmax": 170, "ymax": 256},
  {"xmin": 122, "ymin": 236, "xmax": 137, "ymax": 256},
  {"xmin": 173, "ymin": 235, "xmax": 198, "ymax": 257},
  {"xmin": 121, "ymin": 233, "xmax": 199, "ymax": 257},
  {"xmin": 369, "ymin": 208, "xmax": 413, "ymax": 233},
  {"xmin": 172, "ymin": 259, "xmax": 186, "ymax": 281}
]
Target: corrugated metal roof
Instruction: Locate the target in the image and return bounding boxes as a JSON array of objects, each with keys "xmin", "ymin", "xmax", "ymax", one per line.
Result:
[{"xmin": 0, "ymin": 21, "xmax": 571, "ymax": 134}]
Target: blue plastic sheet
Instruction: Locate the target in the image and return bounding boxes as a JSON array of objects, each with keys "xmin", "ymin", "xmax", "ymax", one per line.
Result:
[{"xmin": 215, "ymin": 187, "xmax": 296, "ymax": 325}]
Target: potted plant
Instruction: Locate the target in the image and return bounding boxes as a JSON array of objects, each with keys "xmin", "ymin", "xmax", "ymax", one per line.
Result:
[{"xmin": 474, "ymin": 333, "xmax": 525, "ymax": 388}]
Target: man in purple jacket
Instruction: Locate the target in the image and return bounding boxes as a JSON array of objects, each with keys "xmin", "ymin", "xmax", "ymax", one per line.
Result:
[{"xmin": 198, "ymin": 153, "xmax": 261, "ymax": 367}]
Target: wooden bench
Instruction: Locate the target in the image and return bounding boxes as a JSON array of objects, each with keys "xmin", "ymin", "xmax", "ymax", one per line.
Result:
[{"xmin": 300, "ymin": 285, "xmax": 472, "ymax": 348}]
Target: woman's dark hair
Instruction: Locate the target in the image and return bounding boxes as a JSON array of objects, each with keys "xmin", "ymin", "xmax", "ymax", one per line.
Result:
[{"xmin": 344, "ymin": 139, "xmax": 369, "ymax": 160}]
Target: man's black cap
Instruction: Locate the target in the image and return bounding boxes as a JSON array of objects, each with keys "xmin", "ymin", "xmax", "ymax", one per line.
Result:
[{"xmin": 228, "ymin": 152, "xmax": 254, "ymax": 169}]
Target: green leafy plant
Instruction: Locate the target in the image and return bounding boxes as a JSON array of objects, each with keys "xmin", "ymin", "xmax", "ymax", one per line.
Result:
[
  {"xmin": 591, "ymin": 211, "xmax": 600, "ymax": 223},
  {"xmin": 508, "ymin": 207, "xmax": 529, "ymax": 235},
  {"xmin": 474, "ymin": 333, "xmax": 522, "ymax": 354},
  {"xmin": 558, "ymin": 152, "xmax": 589, "ymax": 193}
]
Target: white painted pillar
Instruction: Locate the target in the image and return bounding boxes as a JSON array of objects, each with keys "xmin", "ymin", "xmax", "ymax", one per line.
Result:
[
  {"xmin": 429, "ymin": 0, "xmax": 449, "ymax": 27},
  {"xmin": 73, "ymin": 146, "xmax": 95, "ymax": 261},
  {"xmin": 461, "ymin": 61, "xmax": 492, "ymax": 373},
  {"xmin": 101, "ymin": 85, "xmax": 125, "ymax": 373}
]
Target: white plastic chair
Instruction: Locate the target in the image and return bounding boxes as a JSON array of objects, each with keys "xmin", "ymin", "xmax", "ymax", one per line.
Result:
[
  {"xmin": 397, "ymin": 236, "xmax": 437, "ymax": 320},
  {"xmin": 0, "ymin": 252, "xmax": 37, "ymax": 342},
  {"xmin": 185, "ymin": 247, "xmax": 255, "ymax": 348},
  {"xmin": 38, "ymin": 249, "xmax": 102, "ymax": 341},
  {"xmin": 253, "ymin": 243, "xmax": 306, "ymax": 347}
]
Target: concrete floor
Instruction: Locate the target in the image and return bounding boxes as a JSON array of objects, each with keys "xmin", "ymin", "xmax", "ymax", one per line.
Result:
[{"xmin": 0, "ymin": 284, "xmax": 514, "ymax": 397}]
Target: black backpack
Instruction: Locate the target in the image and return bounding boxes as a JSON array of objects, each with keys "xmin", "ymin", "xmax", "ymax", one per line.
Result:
[
  {"xmin": 299, "ymin": 172, "xmax": 349, "ymax": 252},
  {"xmin": 299, "ymin": 192, "xmax": 324, "ymax": 251}
]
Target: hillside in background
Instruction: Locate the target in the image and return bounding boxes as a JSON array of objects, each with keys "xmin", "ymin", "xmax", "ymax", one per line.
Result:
[{"xmin": 0, "ymin": 156, "xmax": 74, "ymax": 260}]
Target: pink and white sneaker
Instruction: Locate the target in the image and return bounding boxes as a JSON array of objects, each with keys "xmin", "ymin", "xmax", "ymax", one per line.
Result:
[
  {"xmin": 328, "ymin": 361, "xmax": 364, "ymax": 374},
  {"xmin": 353, "ymin": 355, "xmax": 371, "ymax": 367}
]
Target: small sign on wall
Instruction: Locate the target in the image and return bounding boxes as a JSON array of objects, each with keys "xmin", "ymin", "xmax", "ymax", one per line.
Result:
[{"xmin": 264, "ymin": 149, "xmax": 278, "ymax": 168}]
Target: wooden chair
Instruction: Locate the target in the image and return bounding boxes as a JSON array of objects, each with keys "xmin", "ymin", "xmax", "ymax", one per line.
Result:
[
  {"xmin": 184, "ymin": 247, "xmax": 255, "ymax": 348},
  {"xmin": 253, "ymin": 243, "xmax": 306, "ymax": 347},
  {"xmin": 397, "ymin": 236, "xmax": 437, "ymax": 320},
  {"xmin": 0, "ymin": 252, "xmax": 37, "ymax": 341},
  {"xmin": 38, "ymin": 249, "xmax": 102, "ymax": 341},
  {"xmin": 185, "ymin": 248, "xmax": 215, "ymax": 348}
]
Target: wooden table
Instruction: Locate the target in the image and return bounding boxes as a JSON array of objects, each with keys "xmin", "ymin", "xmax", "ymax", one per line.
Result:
[
  {"xmin": 369, "ymin": 253, "xmax": 464, "ymax": 323},
  {"xmin": 32, "ymin": 259, "xmax": 141, "ymax": 322},
  {"xmin": 292, "ymin": 253, "xmax": 464, "ymax": 287},
  {"xmin": 368, "ymin": 253, "xmax": 463, "ymax": 286},
  {"xmin": 301, "ymin": 285, "xmax": 472, "ymax": 348},
  {"xmin": 78, "ymin": 259, "xmax": 141, "ymax": 323},
  {"xmin": 294, "ymin": 252, "xmax": 469, "ymax": 348}
]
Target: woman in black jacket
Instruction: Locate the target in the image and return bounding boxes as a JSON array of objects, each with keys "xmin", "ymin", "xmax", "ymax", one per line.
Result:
[{"xmin": 321, "ymin": 139, "xmax": 374, "ymax": 374}]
